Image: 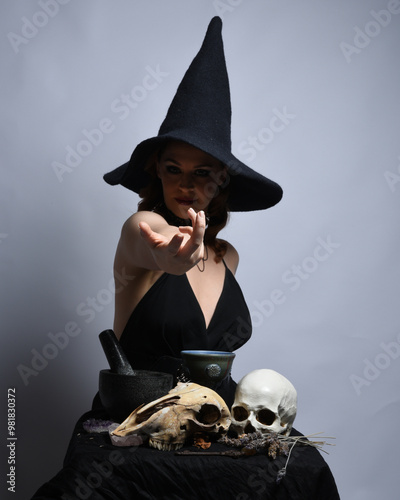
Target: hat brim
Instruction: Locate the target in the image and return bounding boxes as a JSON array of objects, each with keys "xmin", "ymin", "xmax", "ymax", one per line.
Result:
[{"xmin": 103, "ymin": 134, "xmax": 282, "ymax": 212}]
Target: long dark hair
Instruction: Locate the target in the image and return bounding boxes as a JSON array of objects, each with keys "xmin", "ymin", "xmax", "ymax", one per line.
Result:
[{"xmin": 137, "ymin": 143, "xmax": 230, "ymax": 262}]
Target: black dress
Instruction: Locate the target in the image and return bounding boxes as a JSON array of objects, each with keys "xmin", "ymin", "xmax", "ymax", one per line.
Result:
[{"xmin": 119, "ymin": 259, "xmax": 252, "ymax": 407}]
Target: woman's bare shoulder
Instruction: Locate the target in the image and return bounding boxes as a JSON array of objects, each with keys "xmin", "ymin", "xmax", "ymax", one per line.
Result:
[
  {"xmin": 117, "ymin": 211, "xmax": 169, "ymax": 271},
  {"xmin": 219, "ymin": 239, "xmax": 239, "ymax": 274},
  {"xmin": 122, "ymin": 211, "xmax": 166, "ymax": 233}
]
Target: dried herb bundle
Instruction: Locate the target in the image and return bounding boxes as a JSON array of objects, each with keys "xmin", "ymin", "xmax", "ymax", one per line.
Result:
[
  {"xmin": 218, "ymin": 431, "xmax": 290, "ymax": 459},
  {"xmin": 218, "ymin": 431, "xmax": 335, "ymax": 484},
  {"xmin": 219, "ymin": 431, "xmax": 333, "ymax": 457}
]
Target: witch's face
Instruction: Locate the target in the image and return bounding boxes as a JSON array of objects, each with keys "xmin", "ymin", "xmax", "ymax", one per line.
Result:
[{"xmin": 156, "ymin": 141, "xmax": 226, "ymax": 219}]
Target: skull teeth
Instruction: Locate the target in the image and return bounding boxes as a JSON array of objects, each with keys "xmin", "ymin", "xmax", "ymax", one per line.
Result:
[{"xmin": 149, "ymin": 438, "xmax": 184, "ymax": 451}]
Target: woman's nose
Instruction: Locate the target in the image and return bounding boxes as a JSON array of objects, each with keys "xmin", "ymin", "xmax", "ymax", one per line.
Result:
[{"xmin": 179, "ymin": 173, "xmax": 194, "ymax": 189}]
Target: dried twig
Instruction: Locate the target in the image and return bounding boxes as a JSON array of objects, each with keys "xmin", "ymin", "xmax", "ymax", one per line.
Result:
[{"xmin": 175, "ymin": 449, "xmax": 245, "ymax": 458}]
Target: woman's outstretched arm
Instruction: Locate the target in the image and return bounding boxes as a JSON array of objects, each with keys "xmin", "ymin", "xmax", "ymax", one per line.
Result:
[{"xmin": 118, "ymin": 208, "xmax": 206, "ymax": 275}]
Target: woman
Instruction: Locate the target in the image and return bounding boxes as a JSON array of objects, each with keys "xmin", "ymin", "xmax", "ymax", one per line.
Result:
[
  {"xmin": 113, "ymin": 139, "xmax": 233, "ymax": 339},
  {"xmin": 111, "ymin": 140, "xmax": 248, "ymax": 406},
  {"xmin": 103, "ymin": 17, "xmax": 283, "ymax": 407}
]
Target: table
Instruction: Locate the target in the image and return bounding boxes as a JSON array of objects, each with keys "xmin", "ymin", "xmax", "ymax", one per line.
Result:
[{"xmin": 31, "ymin": 408, "xmax": 340, "ymax": 499}]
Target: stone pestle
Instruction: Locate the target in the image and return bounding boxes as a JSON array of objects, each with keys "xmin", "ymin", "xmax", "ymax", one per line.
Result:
[{"xmin": 99, "ymin": 329, "xmax": 136, "ymax": 375}]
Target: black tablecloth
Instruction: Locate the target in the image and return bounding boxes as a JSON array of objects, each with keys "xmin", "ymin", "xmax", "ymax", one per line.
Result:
[{"xmin": 31, "ymin": 409, "xmax": 340, "ymax": 500}]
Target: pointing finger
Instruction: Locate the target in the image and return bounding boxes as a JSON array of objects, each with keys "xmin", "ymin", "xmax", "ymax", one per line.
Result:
[{"xmin": 191, "ymin": 210, "xmax": 206, "ymax": 247}]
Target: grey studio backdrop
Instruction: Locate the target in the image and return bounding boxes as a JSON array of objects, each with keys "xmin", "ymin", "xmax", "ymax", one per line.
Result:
[{"xmin": 1, "ymin": 1, "xmax": 399, "ymax": 498}]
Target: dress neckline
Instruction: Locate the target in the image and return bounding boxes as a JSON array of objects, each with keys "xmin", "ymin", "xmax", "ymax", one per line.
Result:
[
  {"xmin": 183, "ymin": 261, "xmax": 228, "ymax": 331},
  {"xmin": 119, "ymin": 261, "xmax": 232, "ymax": 343}
]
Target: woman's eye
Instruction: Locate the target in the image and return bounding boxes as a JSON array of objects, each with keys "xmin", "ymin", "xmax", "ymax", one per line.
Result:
[
  {"xmin": 195, "ymin": 169, "xmax": 211, "ymax": 177},
  {"xmin": 165, "ymin": 165, "xmax": 180, "ymax": 174}
]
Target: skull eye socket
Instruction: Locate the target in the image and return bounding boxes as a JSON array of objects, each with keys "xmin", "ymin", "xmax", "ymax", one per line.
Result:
[
  {"xmin": 197, "ymin": 404, "xmax": 221, "ymax": 424},
  {"xmin": 232, "ymin": 406, "xmax": 249, "ymax": 422},
  {"xmin": 257, "ymin": 409, "xmax": 276, "ymax": 426}
]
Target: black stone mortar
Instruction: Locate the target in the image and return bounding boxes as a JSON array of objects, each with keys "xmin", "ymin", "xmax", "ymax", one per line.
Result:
[
  {"xmin": 98, "ymin": 330, "xmax": 173, "ymax": 421},
  {"xmin": 99, "ymin": 369, "xmax": 174, "ymax": 422}
]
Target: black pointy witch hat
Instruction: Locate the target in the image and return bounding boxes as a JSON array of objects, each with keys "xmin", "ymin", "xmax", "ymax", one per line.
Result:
[{"xmin": 103, "ymin": 16, "xmax": 282, "ymax": 212}]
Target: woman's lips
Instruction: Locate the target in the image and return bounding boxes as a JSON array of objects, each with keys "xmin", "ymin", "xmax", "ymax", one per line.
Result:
[{"xmin": 175, "ymin": 198, "xmax": 195, "ymax": 206}]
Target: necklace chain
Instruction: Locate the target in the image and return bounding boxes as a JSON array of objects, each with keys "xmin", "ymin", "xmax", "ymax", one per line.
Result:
[{"xmin": 196, "ymin": 246, "xmax": 209, "ymax": 272}]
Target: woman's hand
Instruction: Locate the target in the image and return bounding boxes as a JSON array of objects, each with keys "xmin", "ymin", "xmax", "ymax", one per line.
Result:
[{"xmin": 138, "ymin": 208, "xmax": 206, "ymax": 274}]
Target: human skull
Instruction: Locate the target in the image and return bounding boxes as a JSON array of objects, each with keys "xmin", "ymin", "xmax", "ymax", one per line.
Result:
[
  {"xmin": 112, "ymin": 382, "xmax": 231, "ymax": 450},
  {"xmin": 231, "ymin": 369, "xmax": 297, "ymax": 437}
]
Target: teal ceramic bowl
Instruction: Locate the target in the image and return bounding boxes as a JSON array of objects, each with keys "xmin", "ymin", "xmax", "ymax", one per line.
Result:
[{"xmin": 180, "ymin": 350, "xmax": 235, "ymax": 387}]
